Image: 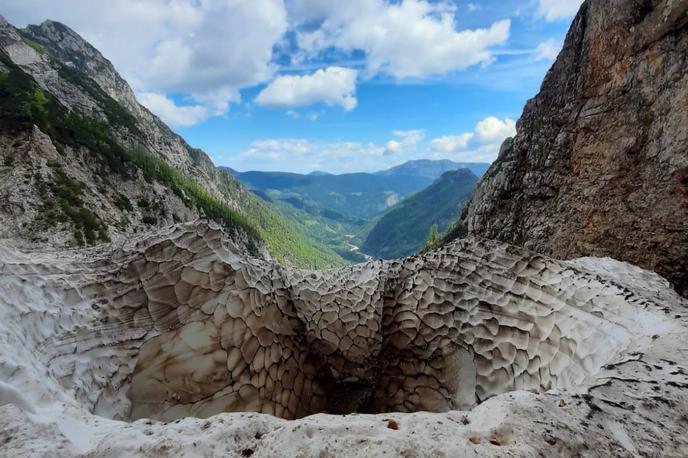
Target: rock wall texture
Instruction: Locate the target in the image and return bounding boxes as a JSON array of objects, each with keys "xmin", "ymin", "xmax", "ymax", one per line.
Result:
[{"xmin": 465, "ymin": 0, "xmax": 688, "ymax": 296}]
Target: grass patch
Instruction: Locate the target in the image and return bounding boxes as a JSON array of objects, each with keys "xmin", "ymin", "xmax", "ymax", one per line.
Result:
[{"xmin": 20, "ymin": 37, "xmax": 45, "ymax": 54}]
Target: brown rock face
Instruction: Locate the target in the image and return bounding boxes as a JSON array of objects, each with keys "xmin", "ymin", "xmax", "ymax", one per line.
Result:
[{"xmin": 466, "ymin": 0, "xmax": 688, "ymax": 296}]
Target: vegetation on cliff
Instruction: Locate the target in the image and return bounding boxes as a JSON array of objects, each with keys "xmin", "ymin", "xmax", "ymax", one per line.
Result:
[{"xmin": 0, "ymin": 50, "xmax": 343, "ymax": 267}]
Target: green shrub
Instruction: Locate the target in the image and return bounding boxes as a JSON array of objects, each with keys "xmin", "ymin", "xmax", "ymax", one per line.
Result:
[
  {"xmin": 421, "ymin": 220, "xmax": 468, "ymax": 254},
  {"xmin": 114, "ymin": 194, "xmax": 133, "ymax": 211},
  {"xmin": 37, "ymin": 164, "xmax": 110, "ymax": 246}
]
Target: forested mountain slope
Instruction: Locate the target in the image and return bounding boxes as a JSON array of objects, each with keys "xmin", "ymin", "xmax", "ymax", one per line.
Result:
[{"xmin": 0, "ymin": 16, "xmax": 343, "ymax": 268}]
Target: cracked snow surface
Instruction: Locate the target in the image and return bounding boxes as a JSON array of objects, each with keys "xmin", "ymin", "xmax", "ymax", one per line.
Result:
[{"xmin": 1, "ymin": 221, "xmax": 687, "ymax": 457}]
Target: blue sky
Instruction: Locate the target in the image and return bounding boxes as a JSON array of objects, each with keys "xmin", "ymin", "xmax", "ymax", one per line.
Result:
[{"xmin": 3, "ymin": 0, "xmax": 583, "ymax": 173}]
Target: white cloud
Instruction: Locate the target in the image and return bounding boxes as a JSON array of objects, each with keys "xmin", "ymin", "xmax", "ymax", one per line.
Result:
[
  {"xmin": 534, "ymin": 39, "xmax": 561, "ymax": 61},
  {"xmin": 386, "ymin": 130, "xmax": 425, "ymax": 153},
  {"xmin": 474, "ymin": 117, "xmax": 516, "ymax": 143},
  {"xmin": 231, "ymin": 128, "xmax": 426, "ymax": 173},
  {"xmin": 233, "ymin": 138, "xmax": 387, "ymax": 173},
  {"xmin": 136, "ymin": 92, "xmax": 209, "ymax": 128},
  {"xmin": 430, "ymin": 133, "xmax": 473, "ymax": 153},
  {"xmin": 430, "ymin": 116, "xmax": 516, "ymax": 162},
  {"xmin": 256, "ymin": 67, "xmax": 358, "ymax": 111},
  {"xmin": 227, "ymin": 118, "xmax": 512, "ymax": 173},
  {"xmin": 536, "ymin": 0, "xmax": 584, "ymax": 21},
  {"xmin": 2, "ymin": 0, "xmax": 288, "ymax": 125},
  {"xmin": 294, "ymin": 0, "xmax": 510, "ymax": 79}
]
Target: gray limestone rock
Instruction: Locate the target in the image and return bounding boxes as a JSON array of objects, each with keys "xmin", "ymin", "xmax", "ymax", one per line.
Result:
[{"xmin": 465, "ymin": 0, "xmax": 688, "ymax": 296}]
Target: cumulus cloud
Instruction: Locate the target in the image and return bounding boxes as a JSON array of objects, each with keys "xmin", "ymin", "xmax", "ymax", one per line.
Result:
[
  {"xmin": 293, "ymin": 0, "xmax": 510, "ymax": 79},
  {"xmin": 136, "ymin": 92, "xmax": 209, "ymax": 128},
  {"xmin": 430, "ymin": 117, "xmax": 516, "ymax": 162},
  {"xmin": 386, "ymin": 130, "xmax": 425, "ymax": 153},
  {"xmin": 228, "ymin": 118, "xmax": 512, "ymax": 173},
  {"xmin": 232, "ymin": 127, "xmax": 428, "ymax": 173},
  {"xmin": 430, "ymin": 133, "xmax": 473, "ymax": 154},
  {"xmin": 2, "ymin": 0, "xmax": 288, "ymax": 125},
  {"xmin": 474, "ymin": 117, "xmax": 517, "ymax": 143},
  {"xmin": 536, "ymin": 0, "xmax": 584, "ymax": 21},
  {"xmin": 256, "ymin": 67, "xmax": 358, "ymax": 111}
]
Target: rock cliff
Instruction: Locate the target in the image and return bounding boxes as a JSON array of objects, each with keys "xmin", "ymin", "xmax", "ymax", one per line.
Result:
[{"xmin": 465, "ymin": 0, "xmax": 688, "ymax": 296}]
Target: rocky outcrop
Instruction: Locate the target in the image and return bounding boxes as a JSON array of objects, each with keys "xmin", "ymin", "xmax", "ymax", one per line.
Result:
[
  {"xmin": 1, "ymin": 17, "xmax": 228, "ymax": 193},
  {"xmin": 1, "ymin": 221, "xmax": 687, "ymax": 456},
  {"xmin": 465, "ymin": 0, "xmax": 688, "ymax": 296},
  {"xmin": 0, "ymin": 16, "xmax": 241, "ymax": 245}
]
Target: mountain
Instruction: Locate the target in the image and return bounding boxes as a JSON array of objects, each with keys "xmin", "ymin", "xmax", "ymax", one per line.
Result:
[
  {"xmin": 362, "ymin": 169, "xmax": 477, "ymax": 259},
  {"xmin": 226, "ymin": 159, "xmax": 488, "ymax": 260},
  {"xmin": 4, "ymin": 2, "xmax": 688, "ymax": 456},
  {"xmin": 0, "ymin": 17, "xmax": 344, "ymax": 268},
  {"xmin": 376, "ymin": 159, "xmax": 489, "ymax": 179},
  {"xmin": 227, "ymin": 168, "xmax": 431, "ymax": 220},
  {"xmin": 464, "ymin": 0, "xmax": 688, "ymax": 296},
  {"xmin": 227, "ymin": 160, "xmax": 489, "ymax": 220}
]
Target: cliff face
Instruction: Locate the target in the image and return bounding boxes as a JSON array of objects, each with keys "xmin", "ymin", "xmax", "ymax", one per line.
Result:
[{"xmin": 465, "ymin": 0, "xmax": 688, "ymax": 296}]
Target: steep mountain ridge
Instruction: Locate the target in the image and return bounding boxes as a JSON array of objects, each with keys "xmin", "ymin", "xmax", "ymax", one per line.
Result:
[
  {"xmin": 13, "ymin": 18, "xmax": 211, "ymax": 171},
  {"xmin": 465, "ymin": 0, "xmax": 688, "ymax": 296},
  {"xmin": 362, "ymin": 169, "xmax": 477, "ymax": 259},
  {"xmin": 0, "ymin": 16, "xmax": 343, "ymax": 268}
]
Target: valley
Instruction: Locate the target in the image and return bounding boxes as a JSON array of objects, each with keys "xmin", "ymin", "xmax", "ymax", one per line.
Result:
[
  {"xmin": 226, "ymin": 160, "xmax": 486, "ymax": 261},
  {"xmin": 1, "ymin": 1, "xmax": 687, "ymax": 457}
]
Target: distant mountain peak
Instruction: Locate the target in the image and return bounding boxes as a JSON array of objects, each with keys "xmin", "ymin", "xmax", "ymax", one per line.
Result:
[{"xmin": 377, "ymin": 159, "xmax": 490, "ymax": 179}]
